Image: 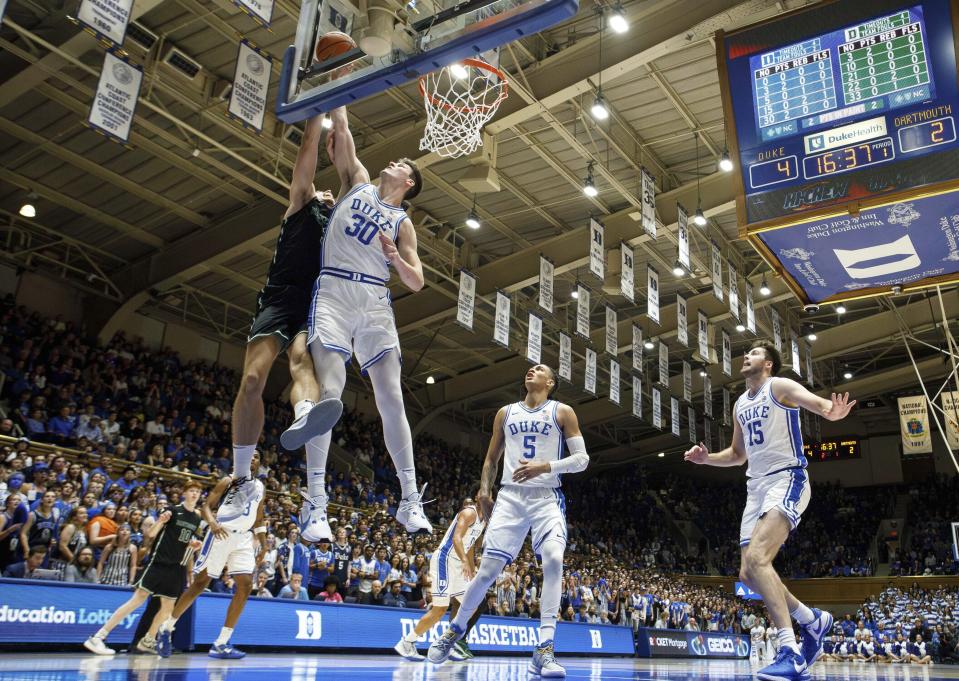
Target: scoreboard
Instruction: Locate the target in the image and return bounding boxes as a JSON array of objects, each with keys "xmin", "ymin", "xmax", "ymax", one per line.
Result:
[
  {"xmin": 803, "ymin": 438, "xmax": 861, "ymax": 461},
  {"xmin": 718, "ymin": 0, "xmax": 959, "ymax": 304}
]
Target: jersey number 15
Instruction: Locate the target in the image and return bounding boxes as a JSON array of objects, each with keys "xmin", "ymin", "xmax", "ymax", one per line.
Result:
[{"xmin": 746, "ymin": 421, "xmax": 764, "ymax": 446}]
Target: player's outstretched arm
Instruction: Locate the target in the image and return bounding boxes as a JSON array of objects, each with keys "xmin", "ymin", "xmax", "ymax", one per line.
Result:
[
  {"xmin": 201, "ymin": 477, "xmax": 232, "ymax": 540},
  {"xmin": 287, "ymin": 115, "xmax": 325, "ymax": 218},
  {"xmin": 773, "ymin": 377, "xmax": 856, "ymax": 421},
  {"xmin": 477, "ymin": 407, "xmax": 508, "ymax": 521},
  {"xmin": 683, "ymin": 419, "xmax": 747, "ymax": 467},
  {"xmin": 380, "ymin": 219, "xmax": 424, "ymax": 291},
  {"xmin": 328, "ymin": 106, "xmax": 370, "ymax": 189}
]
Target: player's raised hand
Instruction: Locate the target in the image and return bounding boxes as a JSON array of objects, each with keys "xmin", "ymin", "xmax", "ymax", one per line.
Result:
[
  {"xmin": 379, "ymin": 233, "xmax": 399, "ymax": 265},
  {"xmin": 318, "ymin": 189, "xmax": 335, "ymax": 207},
  {"xmin": 683, "ymin": 442, "xmax": 709, "ymax": 464},
  {"xmin": 825, "ymin": 391, "xmax": 856, "ymax": 421},
  {"xmin": 512, "ymin": 459, "xmax": 551, "ymax": 483}
]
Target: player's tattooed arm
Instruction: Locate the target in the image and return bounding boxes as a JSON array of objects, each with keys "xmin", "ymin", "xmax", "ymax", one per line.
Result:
[{"xmin": 477, "ymin": 407, "xmax": 508, "ymax": 521}]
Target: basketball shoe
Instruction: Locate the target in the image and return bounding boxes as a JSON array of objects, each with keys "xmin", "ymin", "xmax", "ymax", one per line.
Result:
[{"xmin": 800, "ymin": 608, "xmax": 834, "ymax": 666}]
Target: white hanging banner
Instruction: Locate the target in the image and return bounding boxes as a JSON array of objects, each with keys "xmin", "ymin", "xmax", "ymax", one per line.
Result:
[
  {"xmin": 605, "ymin": 305, "xmax": 618, "ymax": 356},
  {"xmin": 704, "ymin": 373, "xmax": 713, "ymax": 417},
  {"xmin": 493, "ymin": 290, "xmax": 511, "ymax": 348},
  {"xmin": 671, "ymin": 396, "xmax": 681, "ymax": 437},
  {"xmin": 88, "ymin": 50, "xmax": 143, "ymax": 145},
  {"xmin": 228, "ymin": 40, "xmax": 273, "ymax": 133},
  {"xmin": 805, "ymin": 344, "xmax": 814, "ymax": 387},
  {"xmin": 632, "ymin": 325, "xmax": 643, "ymax": 372},
  {"xmin": 456, "ymin": 269, "xmax": 477, "ymax": 330},
  {"xmin": 632, "ymin": 374, "xmax": 643, "ymax": 419},
  {"xmin": 527, "ymin": 312, "xmax": 543, "ymax": 365},
  {"xmin": 658, "ymin": 342, "xmax": 669, "ymax": 386},
  {"xmin": 722, "ymin": 328, "xmax": 732, "ymax": 377},
  {"xmin": 898, "ymin": 396, "xmax": 933, "ymax": 455},
  {"xmin": 688, "ymin": 406, "xmax": 697, "ymax": 444},
  {"xmin": 589, "ymin": 218, "xmax": 605, "ymax": 282},
  {"xmin": 576, "ymin": 284, "xmax": 591, "ymax": 339},
  {"xmin": 723, "ymin": 387, "xmax": 731, "ymax": 426},
  {"xmin": 683, "ymin": 361, "xmax": 692, "ymax": 402},
  {"xmin": 941, "ymin": 391, "xmax": 959, "ymax": 449},
  {"xmin": 620, "ymin": 243, "xmax": 635, "ymax": 302},
  {"xmin": 641, "ymin": 168, "xmax": 657, "ymax": 238},
  {"xmin": 677, "ymin": 203, "xmax": 690, "ymax": 270},
  {"xmin": 772, "ymin": 309, "xmax": 783, "ymax": 352},
  {"xmin": 746, "ymin": 284, "xmax": 756, "ymax": 333},
  {"xmin": 0, "ymin": 0, "xmax": 8, "ymax": 23},
  {"xmin": 232, "ymin": 0, "xmax": 275, "ymax": 27},
  {"xmin": 647, "ymin": 265, "xmax": 660, "ymax": 325},
  {"xmin": 711, "ymin": 242, "xmax": 724, "ymax": 301},
  {"xmin": 652, "ymin": 387, "xmax": 663, "ymax": 429},
  {"xmin": 609, "ymin": 360, "xmax": 621, "ymax": 405},
  {"xmin": 791, "ymin": 334, "xmax": 802, "ymax": 377},
  {"xmin": 585, "ymin": 347, "xmax": 597, "ymax": 395},
  {"xmin": 698, "ymin": 311, "xmax": 710, "ymax": 362},
  {"xmin": 705, "ymin": 418, "xmax": 712, "ymax": 449},
  {"xmin": 77, "ymin": 0, "xmax": 134, "ymax": 48},
  {"xmin": 729, "ymin": 264, "xmax": 740, "ymax": 320},
  {"xmin": 677, "ymin": 294, "xmax": 689, "ymax": 347},
  {"xmin": 539, "ymin": 256, "xmax": 554, "ymax": 313},
  {"xmin": 559, "ymin": 332, "xmax": 572, "ymax": 382}
]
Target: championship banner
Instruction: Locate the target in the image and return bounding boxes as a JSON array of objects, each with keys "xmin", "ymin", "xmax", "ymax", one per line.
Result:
[
  {"xmin": 677, "ymin": 203, "xmax": 690, "ymax": 270},
  {"xmin": 746, "ymin": 284, "xmax": 756, "ymax": 333},
  {"xmin": 805, "ymin": 344, "xmax": 814, "ymax": 387},
  {"xmin": 790, "ymin": 334, "xmax": 801, "ymax": 377},
  {"xmin": 605, "ymin": 305, "xmax": 618, "ymax": 356},
  {"xmin": 77, "ymin": 0, "xmax": 133, "ymax": 48},
  {"xmin": 723, "ymin": 387, "xmax": 731, "ymax": 426},
  {"xmin": 632, "ymin": 325, "xmax": 643, "ymax": 372},
  {"xmin": 539, "ymin": 255, "xmax": 554, "ymax": 313},
  {"xmin": 88, "ymin": 50, "xmax": 142, "ymax": 145},
  {"xmin": 589, "ymin": 218, "xmax": 605, "ymax": 282},
  {"xmin": 688, "ymin": 406, "xmax": 697, "ymax": 443},
  {"xmin": 704, "ymin": 374, "xmax": 713, "ymax": 417},
  {"xmin": 527, "ymin": 312, "xmax": 543, "ymax": 365},
  {"xmin": 683, "ymin": 361, "xmax": 692, "ymax": 402},
  {"xmin": 772, "ymin": 308, "xmax": 783, "ymax": 353},
  {"xmin": 698, "ymin": 312, "xmax": 709, "ymax": 363},
  {"xmin": 677, "ymin": 294, "xmax": 689, "ymax": 347},
  {"xmin": 575, "ymin": 284, "xmax": 590, "ymax": 339},
  {"xmin": 559, "ymin": 332, "xmax": 572, "ymax": 382},
  {"xmin": 898, "ymin": 396, "xmax": 933, "ymax": 455},
  {"xmin": 671, "ymin": 396, "xmax": 681, "ymax": 437},
  {"xmin": 493, "ymin": 290, "xmax": 511, "ymax": 348},
  {"xmin": 610, "ymin": 360, "xmax": 621, "ymax": 405},
  {"xmin": 456, "ymin": 269, "xmax": 476, "ymax": 330},
  {"xmin": 711, "ymin": 242, "xmax": 724, "ymax": 301},
  {"xmin": 632, "ymin": 375, "xmax": 643, "ymax": 419},
  {"xmin": 942, "ymin": 391, "xmax": 959, "ymax": 449},
  {"xmin": 728, "ymin": 264, "xmax": 740, "ymax": 320},
  {"xmin": 658, "ymin": 342, "xmax": 669, "ymax": 386},
  {"xmin": 647, "ymin": 265, "xmax": 660, "ymax": 324},
  {"xmin": 232, "ymin": 0, "xmax": 275, "ymax": 27},
  {"xmin": 620, "ymin": 243, "xmax": 635, "ymax": 302},
  {"xmin": 652, "ymin": 387, "xmax": 663, "ymax": 430},
  {"xmin": 585, "ymin": 348, "xmax": 597, "ymax": 395},
  {"xmin": 641, "ymin": 168, "xmax": 657, "ymax": 238},
  {"xmin": 722, "ymin": 328, "xmax": 732, "ymax": 377},
  {"xmin": 229, "ymin": 40, "xmax": 272, "ymax": 133}
]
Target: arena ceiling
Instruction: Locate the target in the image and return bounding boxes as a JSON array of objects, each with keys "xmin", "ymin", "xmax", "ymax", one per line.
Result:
[{"xmin": 1, "ymin": 0, "xmax": 957, "ymax": 464}]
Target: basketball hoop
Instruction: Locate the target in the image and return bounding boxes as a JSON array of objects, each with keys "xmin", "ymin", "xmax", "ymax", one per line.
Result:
[{"xmin": 418, "ymin": 58, "xmax": 508, "ymax": 158}]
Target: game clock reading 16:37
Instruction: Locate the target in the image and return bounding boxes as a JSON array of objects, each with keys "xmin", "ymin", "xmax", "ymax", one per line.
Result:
[{"xmin": 802, "ymin": 438, "xmax": 861, "ymax": 461}]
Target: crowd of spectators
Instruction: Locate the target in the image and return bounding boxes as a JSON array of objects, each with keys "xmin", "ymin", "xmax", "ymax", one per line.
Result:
[{"xmin": 891, "ymin": 475, "xmax": 959, "ymax": 576}]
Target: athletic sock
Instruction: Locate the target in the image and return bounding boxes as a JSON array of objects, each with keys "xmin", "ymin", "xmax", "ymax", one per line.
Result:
[
  {"xmin": 791, "ymin": 603, "xmax": 816, "ymax": 627},
  {"xmin": 404, "ymin": 629, "xmax": 419, "ymax": 643},
  {"xmin": 232, "ymin": 444, "xmax": 256, "ymax": 480},
  {"xmin": 293, "ymin": 399, "xmax": 314, "ymax": 421},
  {"xmin": 94, "ymin": 628, "xmax": 108, "ymax": 639},
  {"xmin": 160, "ymin": 617, "xmax": 177, "ymax": 633},
  {"xmin": 398, "ymin": 466, "xmax": 417, "ymax": 500},
  {"xmin": 305, "ymin": 435, "xmax": 330, "ymax": 499},
  {"xmin": 215, "ymin": 626, "xmax": 234, "ymax": 647},
  {"xmin": 778, "ymin": 628, "xmax": 800, "ymax": 653},
  {"xmin": 539, "ymin": 624, "xmax": 556, "ymax": 643}
]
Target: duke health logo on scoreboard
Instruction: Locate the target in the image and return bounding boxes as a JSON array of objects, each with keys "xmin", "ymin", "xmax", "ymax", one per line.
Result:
[{"xmin": 803, "ymin": 116, "xmax": 887, "ymax": 153}]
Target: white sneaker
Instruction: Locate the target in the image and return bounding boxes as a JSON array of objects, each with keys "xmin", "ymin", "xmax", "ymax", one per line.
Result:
[
  {"xmin": 136, "ymin": 636, "xmax": 158, "ymax": 655},
  {"xmin": 529, "ymin": 640, "xmax": 565, "ymax": 678},
  {"xmin": 299, "ymin": 490, "xmax": 332, "ymax": 543},
  {"xmin": 393, "ymin": 639, "xmax": 424, "ymax": 660},
  {"xmin": 281, "ymin": 398, "xmax": 343, "ymax": 451},
  {"xmin": 84, "ymin": 636, "xmax": 116, "ymax": 656},
  {"xmin": 395, "ymin": 484, "xmax": 433, "ymax": 535}
]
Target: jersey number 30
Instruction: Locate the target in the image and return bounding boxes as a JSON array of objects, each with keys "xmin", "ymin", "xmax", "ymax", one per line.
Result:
[
  {"xmin": 347, "ymin": 213, "xmax": 381, "ymax": 245},
  {"xmin": 746, "ymin": 421, "xmax": 764, "ymax": 446}
]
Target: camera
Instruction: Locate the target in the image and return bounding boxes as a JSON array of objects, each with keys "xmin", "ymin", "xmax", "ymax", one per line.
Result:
[{"xmin": 803, "ymin": 304, "xmax": 820, "ymax": 313}]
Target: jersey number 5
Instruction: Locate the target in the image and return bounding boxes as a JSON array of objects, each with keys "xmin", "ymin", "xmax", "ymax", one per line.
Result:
[
  {"xmin": 746, "ymin": 420, "xmax": 764, "ymax": 446},
  {"xmin": 347, "ymin": 213, "xmax": 381, "ymax": 245},
  {"xmin": 522, "ymin": 435, "xmax": 536, "ymax": 459}
]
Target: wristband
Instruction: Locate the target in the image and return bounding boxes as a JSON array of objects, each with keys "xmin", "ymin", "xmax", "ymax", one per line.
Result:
[{"xmin": 254, "ymin": 526, "xmax": 267, "ymax": 535}]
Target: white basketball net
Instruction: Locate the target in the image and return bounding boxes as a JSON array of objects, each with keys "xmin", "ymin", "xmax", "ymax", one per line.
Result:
[{"xmin": 419, "ymin": 59, "xmax": 508, "ymax": 158}]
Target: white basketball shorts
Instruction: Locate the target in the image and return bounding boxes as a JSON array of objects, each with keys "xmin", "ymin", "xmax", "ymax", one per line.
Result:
[
  {"xmin": 428, "ymin": 550, "xmax": 469, "ymax": 607},
  {"xmin": 739, "ymin": 466, "xmax": 811, "ymax": 546},
  {"xmin": 307, "ymin": 274, "xmax": 400, "ymax": 374},
  {"xmin": 482, "ymin": 485, "xmax": 567, "ymax": 564},
  {"xmin": 193, "ymin": 528, "xmax": 256, "ymax": 577}
]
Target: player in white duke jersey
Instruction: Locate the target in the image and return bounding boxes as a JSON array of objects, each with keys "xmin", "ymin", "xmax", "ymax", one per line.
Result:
[
  {"xmin": 684, "ymin": 340, "xmax": 855, "ymax": 681},
  {"xmin": 297, "ymin": 103, "xmax": 431, "ymax": 541},
  {"xmin": 428, "ymin": 364, "xmax": 590, "ymax": 678},
  {"xmin": 154, "ymin": 454, "xmax": 267, "ymax": 660},
  {"xmin": 394, "ymin": 498, "xmax": 485, "ymax": 661}
]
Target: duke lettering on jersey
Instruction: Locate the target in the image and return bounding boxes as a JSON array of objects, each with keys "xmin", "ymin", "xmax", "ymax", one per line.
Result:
[
  {"xmin": 507, "ymin": 420, "xmax": 554, "ymax": 436},
  {"xmin": 737, "ymin": 404, "xmax": 770, "ymax": 426},
  {"xmin": 349, "ymin": 197, "xmax": 395, "ymax": 238}
]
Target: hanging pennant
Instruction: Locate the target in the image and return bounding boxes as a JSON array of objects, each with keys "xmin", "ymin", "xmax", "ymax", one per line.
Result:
[
  {"xmin": 728, "ymin": 263, "xmax": 740, "ymax": 320},
  {"xmin": 632, "ymin": 374, "xmax": 643, "ymax": 419},
  {"xmin": 791, "ymin": 334, "xmax": 801, "ymax": 377},
  {"xmin": 688, "ymin": 406, "xmax": 697, "ymax": 444},
  {"xmin": 539, "ymin": 255, "xmax": 554, "ymax": 313},
  {"xmin": 671, "ymin": 396, "xmax": 681, "ymax": 437},
  {"xmin": 677, "ymin": 294, "xmax": 689, "ymax": 347},
  {"xmin": 899, "ymin": 396, "xmax": 933, "ymax": 455},
  {"xmin": 77, "ymin": 0, "xmax": 134, "ymax": 48},
  {"xmin": 722, "ymin": 328, "xmax": 732, "ymax": 377},
  {"xmin": 493, "ymin": 290, "xmax": 511, "ymax": 348},
  {"xmin": 559, "ymin": 332, "xmax": 572, "ymax": 382},
  {"xmin": 456, "ymin": 269, "xmax": 477, "ymax": 330},
  {"xmin": 589, "ymin": 218, "xmax": 605, "ymax": 282},
  {"xmin": 605, "ymin": 305, "xmax": 618, "ymax": 356},
  {"xmin": 610, "ymin": 360, "xmax": 620, "ymax": 405},
  {"xmin": 704, "ymin": 373, "xmax": 713, "ymax": 417},
  {"xmin": 647, "ymin": 265, "xmax": 660, "ymax": 325},
  {"xmin": 941, "ymin": 391, "xmax": 959, "ymax": 449},
  {"xmin": 658, "ymin": 342, "xmax": 669, "ymax": 386},
  {"xmin": 575, "ymin": 284, "xmax": 591, "ymax": 339},
  {"xmin": 683, "ymin": 361, "xmax": 692, "ymax": 402},
  {"xmin": 711, "ymin": 242, "xmax": 724, "ymax": 301},
  {"xmin": 652, "ymin": 387, "xmax": 663, "ymax": 429},
  {"xmin": 232, "ymin": 0, "xmax": 275, "ymax": 27},
  {"xmin": 88, "ymin": 50, "xmax": 143, "ymax": 145},
  {"xmin": 641, "ymin": 168, "xmax": 657, "ymax": 238},
  {"xmin": 805, "ymin": 343, "xmax": 814, "ymax": 387},
  {"xmin": 723, "ymin": 387, "xmax": 731, "ymax": 426},
  {"xmin": 772, "ymin": 308, "xmax": 783, "ymax": 352},
  {"xmin": 620, "ymin": 243, "xmax": 635, "ymax": 302},
  {"xmin": 746, "ymin": 284, "xmax": 756, "ymax": 333},
  {"xmin": 632, "ymin": 325, "xmax": 643, "ymax": 372},
  {"xmin": 677, "ymin": 203, "xmax": 690, "ymax": 270},
  {"xmin": 228, "ymin": 40, "xmax": 273, "ymax": 133},
  {"xmin": 585, "ymin": 347, "xmax": 597, "ymax": 395},
  {"xmin": 698, "ymin": 311, "xmax": 709, "ymax": 362},
  {"xmin": 527, "ymin": 312, "xmax": 543, "ymax": 364}
]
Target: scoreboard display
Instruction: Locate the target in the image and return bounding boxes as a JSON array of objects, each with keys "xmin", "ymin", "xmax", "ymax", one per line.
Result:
[{"xmin": 803, "ymin": 438, "xmax": 861, "ymax": 461}]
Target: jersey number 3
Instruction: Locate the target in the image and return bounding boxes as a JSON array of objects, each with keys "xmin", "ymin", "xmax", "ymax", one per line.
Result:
[
  {"xmin": 347, "ymin": 213, "xmax": 381, "ymax": 245},
  {"xmin": 522, "ymin": 435, "xmax": 536, "ymax": 459},
  {"xmin": 746, "ymin": 420, "xmax": 764, "ymax": 446}
]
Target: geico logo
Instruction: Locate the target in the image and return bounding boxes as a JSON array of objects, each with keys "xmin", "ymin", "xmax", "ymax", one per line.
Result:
[{"xmin": 708, "ymin": 637, "xmax": 735, "ymax": 653}]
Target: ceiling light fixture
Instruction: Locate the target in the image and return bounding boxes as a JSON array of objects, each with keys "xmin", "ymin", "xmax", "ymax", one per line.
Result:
[
  {"xmin": 644, "ymin": 338, "xmax": 655, "ymax": 350},
  {"xmin": 673, "ymin": 262, "xmax": 685, "ymax": 277},
  {"xmin": 718, "ymin": 148, "xmax": 734, "ymax": 172},
  {"xmin": 571, "ymin": 289, "xmax": 580, "ymax": 299},
  {"xmin": 426, "ymin": 375, "xmax": 436, "ymax": 384},
  {"xmin": 608, "ymin": 3, "xmax": 628, "ymax": 33},
  {"xmin": 759, "ymin": 276, "xmax": 771, "ymax": 297},
  {"xmin": 843, "ymin": 370, "xmax": 853, "ymax": 380},
  {"xmin": 465, "ymin": 194, "xmax": 480, "ymax": 229},
  {"xmin": 321, "ymin": 116, "xmax": 333, "ymax": 130},
  {"xmin": 694, "ymin": 132, "xmax": 707, "ymax": 227},
  {"xmin": 583, "ymin": 162, "xmax": 598, "ymax": 197},
  {"xmin": 657, "ymin": 452, "xmax": 665, "ymax": 458},
  {"xmin": 449, "ymin": 62, "xmax": 469, "ymax": 80},
  {"xmin": 591, "ymin": 93, "xmax": 610, "ymax": 120},
  {"xmin": 836, "ymin": 304, "xmax": 847, "ymax": 314}
]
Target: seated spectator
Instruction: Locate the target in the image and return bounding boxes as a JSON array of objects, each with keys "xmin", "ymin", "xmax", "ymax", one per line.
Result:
[
  {"xmin": 314, "ymin": 579, "xmax": 343, "ymax": 603},
  {"xmin": 251, "ymin": 571, "xmax": 274, "ymax": 598},
  {"xmin": 278, "ymin": 573, "xmax": 309, "ymax": 600},
  {"xmin": 382, "ymin": 580, "xmax": 406, "ymax": 608},
  {"xmin": 63, "ymin": 546, "xmax": 97, "ymax": 583},
  {"xmin": 3, "ymin": 545, "xmax": 48, "ymax": 578}
]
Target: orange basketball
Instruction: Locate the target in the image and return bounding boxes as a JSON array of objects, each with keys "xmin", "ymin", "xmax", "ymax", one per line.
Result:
[{"xmin": 315, "ymin": 31, "xmax": 356, "ymax": 62}]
